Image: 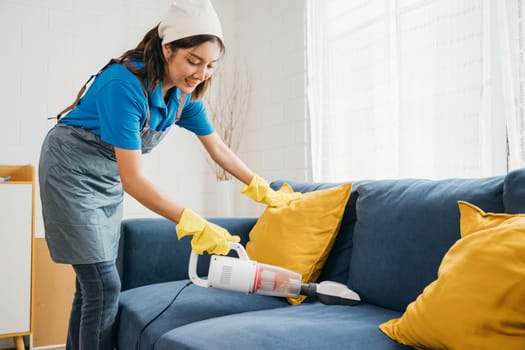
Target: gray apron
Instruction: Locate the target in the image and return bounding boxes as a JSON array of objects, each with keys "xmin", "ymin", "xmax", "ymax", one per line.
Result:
[{"xmin": 39, "ymin": 60, "xmax": 175, "ymax": 264}]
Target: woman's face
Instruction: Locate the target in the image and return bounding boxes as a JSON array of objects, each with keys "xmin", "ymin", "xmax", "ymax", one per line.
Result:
[{"xmin": 162, "ymin": 40, "xmax": 221, "ymax": 95}]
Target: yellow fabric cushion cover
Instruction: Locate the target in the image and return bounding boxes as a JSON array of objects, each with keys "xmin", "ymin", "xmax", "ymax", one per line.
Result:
[
  {"xmin": 246, "ymin": 183, "xmax": 352, "ymax": 305},
  {"xmin": 379, "ymin": 201, "xmax": 525, "ymax": 349}
]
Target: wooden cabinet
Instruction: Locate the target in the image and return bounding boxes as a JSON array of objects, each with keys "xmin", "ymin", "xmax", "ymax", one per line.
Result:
[
  {"xmin": 0, "ymin": 165, "xmax": 34, "ymax": 350},
  {"xmin": 32, "ymin": 238, "xmax": 75, "ymax": 348}
]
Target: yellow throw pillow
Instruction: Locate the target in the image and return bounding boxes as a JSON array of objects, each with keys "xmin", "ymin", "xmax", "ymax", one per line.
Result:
[
  {"xmin": 246, "ymin": 183, "xmax": 352, "ymax": 305},
  {"xmin": 379, "ymin": 201, "xmax": 525, "ymax": 350}
]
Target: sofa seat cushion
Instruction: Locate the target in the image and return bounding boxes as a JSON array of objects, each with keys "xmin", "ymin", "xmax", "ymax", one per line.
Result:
[
  {"xmin": 117, "ymin": 280, "xmax": 288, "ymax": 350},
  {"xmin": 154, "ymin": 303, "xmax": 413, "ymax": 350}
]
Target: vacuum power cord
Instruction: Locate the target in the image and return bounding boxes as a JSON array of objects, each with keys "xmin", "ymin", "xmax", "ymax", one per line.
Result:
[{"xmin": 135, "ymin": 281, "xmax": 192, "ymax": 350}]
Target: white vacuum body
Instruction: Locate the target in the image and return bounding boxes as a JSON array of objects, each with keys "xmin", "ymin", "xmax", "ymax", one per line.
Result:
[{"xmin": 189, "ymin": 242, "xmax": 302, "ymax": 297}]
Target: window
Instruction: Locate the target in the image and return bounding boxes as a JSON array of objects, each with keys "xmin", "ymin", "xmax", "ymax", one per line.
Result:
[{"xmin": 307, "ymin": 0, "xmax": 525, "ymax": 181}]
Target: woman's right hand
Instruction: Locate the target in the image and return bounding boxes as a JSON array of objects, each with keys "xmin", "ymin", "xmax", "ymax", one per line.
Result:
[{"xmin": 176, "ymin": 208, "xmax": 240, "ymax": 255}]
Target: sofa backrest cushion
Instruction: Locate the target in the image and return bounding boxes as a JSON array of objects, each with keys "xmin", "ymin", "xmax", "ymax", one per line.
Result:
[
  {"xmin": 348, "ymin": 175, "xmax": 505, "ymax": 312},
  {"xmin": 504, "ymin": 168, "xmax": 525, "ymax": 213},
  {"xmin": 118, "ymin": 217, "xmax": 257, "ymax": 291},
  {"xmin": 379, "ymin": 200, "xmax": 525, "ymax": 349}
]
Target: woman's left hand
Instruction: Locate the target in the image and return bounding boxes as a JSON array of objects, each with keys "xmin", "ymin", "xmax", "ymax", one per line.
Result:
[{"xmin": 241, "ymin": 174, "xmax": 302, "ymax": 207}]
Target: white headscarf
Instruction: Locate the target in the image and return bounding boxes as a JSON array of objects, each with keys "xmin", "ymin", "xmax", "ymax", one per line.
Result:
[{"xmin": 158, "ymin": 0, "xmax": 223, "ymax": 45}]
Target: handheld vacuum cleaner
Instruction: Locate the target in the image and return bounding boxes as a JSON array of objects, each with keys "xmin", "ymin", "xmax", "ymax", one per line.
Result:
[{"xmin": 189, "ymin": 242, "xmax": 361, "ymax": 306}]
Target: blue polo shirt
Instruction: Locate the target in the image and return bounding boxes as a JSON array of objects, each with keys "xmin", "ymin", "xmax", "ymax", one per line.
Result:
[{"xmin": 60, "ymin": 62, "xmax": 214, "ymax": 150}]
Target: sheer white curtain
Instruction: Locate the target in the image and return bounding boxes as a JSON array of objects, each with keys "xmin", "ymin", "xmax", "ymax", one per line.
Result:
[
  {"xmin": 307, "ymin": 0, "xmax": 525, "ymax": 182},
  {"xmin": 498, "ymin": 0, "xmax": 525, "ymax": 171}
]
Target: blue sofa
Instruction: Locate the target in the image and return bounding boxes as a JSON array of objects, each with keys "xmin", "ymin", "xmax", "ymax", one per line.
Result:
[{"xmin": 116, "ymin": 168, "xmax": 525, "ymax": 350}]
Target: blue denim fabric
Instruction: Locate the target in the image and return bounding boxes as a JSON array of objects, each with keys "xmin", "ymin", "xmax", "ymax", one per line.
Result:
[{"xmin": 67, "ymin": 261, "xmax": 121, "ymax": 350}]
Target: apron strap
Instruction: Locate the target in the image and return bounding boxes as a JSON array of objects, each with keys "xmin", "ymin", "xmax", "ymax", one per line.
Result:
[
  {"xmin": 52, "ymin": 73, "xmax": 96, "ymax": 121},
  {"xmin": 51, "ymin": 59, "xmax": 151, "ymax": 128},
  {"xmin": 120, "ymin": 61, "xmax": 151, "ymax": 129}
]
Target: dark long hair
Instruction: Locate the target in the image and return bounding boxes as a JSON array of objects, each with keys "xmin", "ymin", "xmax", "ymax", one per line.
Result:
[{"xmin": 119, "ymin": 25, "xmax": 225, "ymax": 100}]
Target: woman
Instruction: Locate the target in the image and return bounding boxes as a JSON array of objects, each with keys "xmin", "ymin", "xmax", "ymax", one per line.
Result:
[{"xmin": 38, "ymin": 1, "xmax": 299, "ymax": 349}]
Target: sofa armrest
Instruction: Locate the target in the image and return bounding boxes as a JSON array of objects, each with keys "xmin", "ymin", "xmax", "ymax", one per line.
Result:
[{"xmin": 117, "ymin": 217, "xmax": 258, "ymax": 291}]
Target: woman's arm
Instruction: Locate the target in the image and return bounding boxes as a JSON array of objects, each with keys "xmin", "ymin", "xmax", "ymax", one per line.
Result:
[
  {"xmin": 114, "ymin": 147, "xmax": 185, "ymax": 223},
  {"xmin": 198, "ymin": 131, "xmax": 254, "ymax": 185},
  {"xmin": 115, "ymin": 146, "xmax": 240, "ymax": 254}
]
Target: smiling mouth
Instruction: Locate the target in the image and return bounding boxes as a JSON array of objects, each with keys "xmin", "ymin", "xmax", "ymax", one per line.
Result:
[{"xmin": 185, "ymin": 78, "xmax": 200, "ymax": 88}]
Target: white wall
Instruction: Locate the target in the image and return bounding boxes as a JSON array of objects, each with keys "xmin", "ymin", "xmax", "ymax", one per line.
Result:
[
  {"xmin": 229, "ymin": 0, "xmax": 309, "ymax": 216},
  {"xmin": 0, "ymin": 0, "xmax": 175, "ymax": 239}
]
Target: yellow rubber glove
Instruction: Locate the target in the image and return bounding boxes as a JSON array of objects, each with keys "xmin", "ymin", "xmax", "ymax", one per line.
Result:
[
  {"xmin": 241, "ymin": 174, "xmax": 302, "ymax": 207},
  {"xmin": 176, "ymin": 208, "xmax": 240, "ymax": 255}
]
